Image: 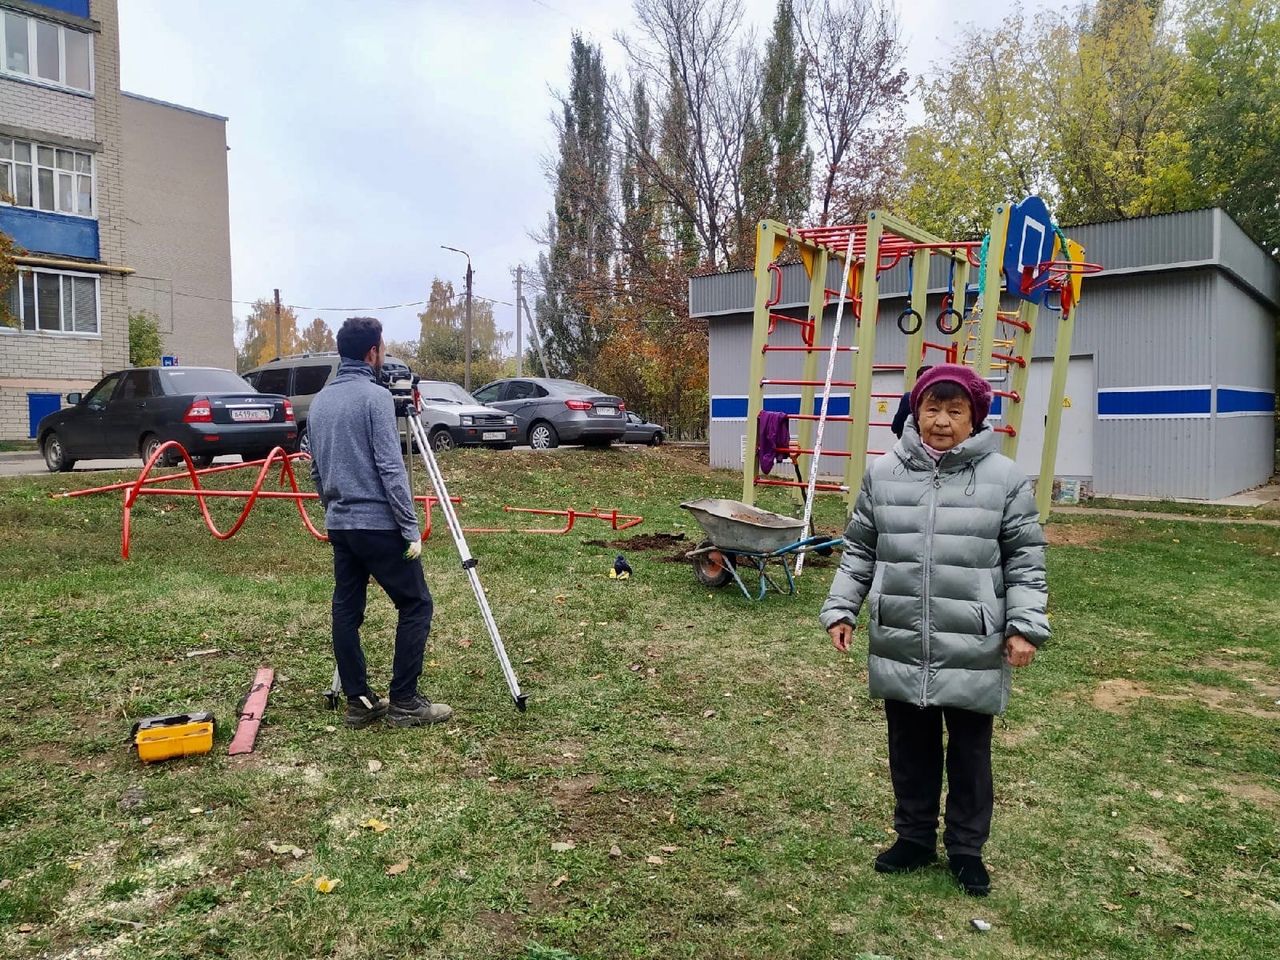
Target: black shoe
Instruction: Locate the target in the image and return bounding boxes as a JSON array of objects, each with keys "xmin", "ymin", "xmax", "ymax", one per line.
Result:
[
  {"xmin": 948, "ymin": 854, "xmax": 991, "ymax": 896},
  {"xmin": 386, "ymin": 694, "xmax": 454, "ymax": 728},
  {"xmin": 874, "ymin": 838, "xmax": 937, "ymax": 874},
  {"xmin": 345, "ymin": 692, "xmax": 389, "ymax": 729}
]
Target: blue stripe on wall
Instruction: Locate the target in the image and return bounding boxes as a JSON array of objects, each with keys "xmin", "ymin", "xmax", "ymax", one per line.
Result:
[
  {"xmin": 711, "ymin": 392, "xmax": 1004, "ymax": 421},
  {"xmin": 1218, "ymin": 389, "xmax": 1275, "ymax": 414},
  {"xmin": 1098, "ymin": 388, "xmax": 1211, "ymax": 417}
]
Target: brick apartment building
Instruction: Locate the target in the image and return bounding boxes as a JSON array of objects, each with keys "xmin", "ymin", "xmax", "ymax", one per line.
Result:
[{"xmin": 0, "ymin": 0, "xmax": 232, "ymax": 441}]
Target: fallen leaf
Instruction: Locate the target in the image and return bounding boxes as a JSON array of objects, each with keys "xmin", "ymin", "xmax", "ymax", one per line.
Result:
[
  {"xmin": 1102, "ymin": 902, "xmax": 1123, "ymax": 912},
  {"xmin": 386, "ymin": 861, "xmax": 409, "ymax": 876},
  {"xmin": 702, "ymin": 709, "xmax": 716, "ymax": 719},
  {"xmin": 291, "ymin": 872, "xmax": 313, "ymax": 886},
  {"xmin": 361, "ymin": 818, "xmax": 390, "ymax": 833},
  {"xmin": 551, "ymin": 874, "xmax": 569, "ymax": 888},
  {"xmin": 550, "ymin": 841, "xmax": 576, "ymax": 852},
  {"xmin": 609, "ymin": 845, "xmax": 622, "ymax": 858},
  {"xmin": 367, "ymin": 760, "xmax": 383, "ymax": 774},
  {"xmin": 1174, "ymin": 794, "xmax": 1190, "ymax": 804},
  {"xmin": 645, "ymin": 855, "xmax": 664, "ymax": 865},
  {"xmin": 786, "ymin": 903, "xmax": 800, "ymax": 915},
  {"xmin": 314, "ymin": 876, "xmax": 340, "ymax": 894},
  {"xmin": 1173, "ymin": 922, "xmax": 1195, "ymax": 934},
  {"xmin": 18, "ymin": 923, "xmax": 34, "ymax": 933},
  {"xmin": 67, "ymin": 861, "xmax": 83, "ymax": 871},
  {"xmin": 659, "ymin": 845, "xmax": 679, "ymax": 854}
]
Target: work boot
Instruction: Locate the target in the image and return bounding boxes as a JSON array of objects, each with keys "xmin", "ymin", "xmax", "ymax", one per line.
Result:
[
  {"xmin": 386, "ymin": 694, "xmax": 453, "ymax": 728},
  {"xmin": 948, "ymin": 854, "xmax": 991, "ymax": 897},
  {"xmin": 345, "ymin": 692, "xmax": 389, "ymax": 729},
  {"xmin": 874, "ymin": 837, "xmax": 937, "ymax": 874}
]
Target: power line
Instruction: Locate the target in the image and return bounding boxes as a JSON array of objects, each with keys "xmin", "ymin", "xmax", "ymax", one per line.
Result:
[{"xmin": 170, "ymin": 289, "xmax": 514, "ymax": 311}]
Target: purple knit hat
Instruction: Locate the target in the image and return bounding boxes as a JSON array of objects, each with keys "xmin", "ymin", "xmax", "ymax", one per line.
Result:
[{"xmin": 909, "ymin": 363, "xmax": 993, "ymax": 426}]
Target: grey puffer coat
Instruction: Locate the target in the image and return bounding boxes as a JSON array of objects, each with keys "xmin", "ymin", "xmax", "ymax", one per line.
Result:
[{"xmin": 819, "ymin": 421, "xmax": 1049, "ymax": 715}]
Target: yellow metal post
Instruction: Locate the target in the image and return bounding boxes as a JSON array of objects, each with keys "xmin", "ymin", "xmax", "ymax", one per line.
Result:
[
  {"xmin": 976, "ymin": 204, "xmax": 1009, "ymax": 377},
  {"xmin": 742, "ymin": 220, "xmax": 786, "ymax": 504},
  {"xmin": 999, "ymin": 300, "xmax": 1038, "ymax": 460},
  {"xmin": 1036, "ymin": 304, "xmax": 1079, "ymax": 521},
  {"xmin": 844, "ymin": 214, "xmax": 883, "ymax": 506}
]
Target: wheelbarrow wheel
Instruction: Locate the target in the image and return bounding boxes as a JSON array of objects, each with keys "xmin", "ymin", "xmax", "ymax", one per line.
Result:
[{"xmin": 691, "ymin": 540, "xmax": 735, "ymax": 588}]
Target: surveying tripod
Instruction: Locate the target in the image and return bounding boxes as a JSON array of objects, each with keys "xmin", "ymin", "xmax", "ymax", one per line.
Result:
[{"xmin": 324, "ymin": 381, "xmax": 528, "ymax": 712}]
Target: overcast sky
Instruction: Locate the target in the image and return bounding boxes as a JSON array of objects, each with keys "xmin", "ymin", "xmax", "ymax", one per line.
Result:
[{"xmin": 117, "ymin": 0, "xmax": 1054, "ymax": 348}]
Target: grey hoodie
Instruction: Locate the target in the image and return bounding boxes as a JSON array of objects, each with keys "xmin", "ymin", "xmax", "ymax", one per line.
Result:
[
  {"xmin": 819, "ymin": 420, "xmax": 1049, "ymax": 716},
  {"xmin": 307, "ymin": 358, "xmax": 420, "ymax": 543}
]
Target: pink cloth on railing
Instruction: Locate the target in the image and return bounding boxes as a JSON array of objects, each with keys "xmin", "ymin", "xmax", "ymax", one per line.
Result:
[{"xmin": 756, "ymin": 411, "xmax": 791, "ymax": 474}]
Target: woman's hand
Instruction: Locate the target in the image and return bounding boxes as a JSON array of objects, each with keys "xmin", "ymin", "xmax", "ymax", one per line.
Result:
[
  {"xmin": 1005, "ymin": 634, "xmax": 1036, "ymax": 667},
  {"xmin": 828, "ymin": 622, "xmax": 855, "ymax": 653}
]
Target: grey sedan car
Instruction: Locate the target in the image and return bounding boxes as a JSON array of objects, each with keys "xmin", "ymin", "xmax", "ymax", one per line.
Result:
[
  {"xmin": 472, "ymin": 378, "xmax": 627, "ymax": 449},
  {"xmin": 622, "ymin": 412, "xmax": 665, "ymax": 445}
]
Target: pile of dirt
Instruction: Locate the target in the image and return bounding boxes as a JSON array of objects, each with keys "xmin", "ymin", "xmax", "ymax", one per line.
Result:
[{"xmin": 582, "ymin": 532, "xmax": 688, "ymax": 551}]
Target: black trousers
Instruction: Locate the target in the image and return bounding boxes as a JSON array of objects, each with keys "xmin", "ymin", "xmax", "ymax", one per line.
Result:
[
  {"xmin": 884, "ymin": 698, "xmax": 994, "ymax": 857},
  {"xmin": 329, "ymin": 529, "xmax": 432, "ymax": 703}
]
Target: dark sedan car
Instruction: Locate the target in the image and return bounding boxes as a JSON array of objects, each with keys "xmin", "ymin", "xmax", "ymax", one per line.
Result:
[
  {"xmin": 471, "ymin": 377, "xmax": 626, "ymax": 449},
  {"xmin": 37, "ymin": 366, "xmax": 297, "ymax": 472},
  {"xmin": 622, "ymin": 412, "xmax": 665, "ymax": 445}
]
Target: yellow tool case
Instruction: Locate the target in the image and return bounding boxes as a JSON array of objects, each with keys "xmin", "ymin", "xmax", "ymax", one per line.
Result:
[{"xmin": 132, "ymin": 712, "xmax": 216, "ymax": 763}]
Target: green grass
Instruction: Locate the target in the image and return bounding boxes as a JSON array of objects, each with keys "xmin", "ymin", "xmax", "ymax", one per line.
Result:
[
  {"xmin": 0, "ymin": 439, "xmax": 37, "ymax": 453},
  {"xmin": 1, "ymin": 448, "xmax": 1278, "ymax": 959},
  {"xmin": 1082, "ymin": 496, "xmax": 1280, "ymax": 520}
]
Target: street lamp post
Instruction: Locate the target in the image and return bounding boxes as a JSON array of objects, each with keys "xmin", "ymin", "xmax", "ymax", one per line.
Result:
[{"xmin": 441, "ymin": 245, "xmax": 474, "ymax": 391}]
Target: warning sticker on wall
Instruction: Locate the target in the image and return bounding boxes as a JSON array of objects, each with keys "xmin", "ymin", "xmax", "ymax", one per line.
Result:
[
  {"xmin": 1063, "ymin": 396, "xmax": 1072, "ymax": 408},
  {"xmin": 877, "ymin": 401, "xmax": 888, "ymax": 413}
]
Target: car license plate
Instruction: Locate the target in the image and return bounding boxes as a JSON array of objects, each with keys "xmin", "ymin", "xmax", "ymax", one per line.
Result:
[
  {"xmin": 482, "ymin": 431, "xmax": 505, "ymax": 441},
  {"xmin": 595, "ymin": 406, "xmax": 615, "ymax": 416},
  {"xmin": 231, "ymin": 408, "xmax": 271, "ymax": 422}
]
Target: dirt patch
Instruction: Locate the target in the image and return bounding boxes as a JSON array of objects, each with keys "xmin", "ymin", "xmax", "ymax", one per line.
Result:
[
  {"xmin": 1091, "ymin": 679, "xmax": 1152, "ymax": 713},
  {"xmin": 1221, "ymin": 777, "xmax": 1280, "ymax": 811},
  {"xmin": 997, "ymin": 722, "xmax": 1040, "ymax": 747},
  {"xmin": 1179, "ymin": 684, "xmax": 1280, "ymax": 720},
  {"xmin": 1127, "ymin": 826, "xmax": 1187, "ymax": 874},
  {"xmin": 1046, "ymin": 523, "xmax": 1112, "ymax": 548},
  {"xmin": 549, "ymin": 774, "xmax": 603, "ymax": 812},
  {"xmin": 583, "ymin": 532, "xmax": 687, "ymax": 551},
  {"xmin": 475, "ymin": 909, "xmax": 520, "ymax": 943}
]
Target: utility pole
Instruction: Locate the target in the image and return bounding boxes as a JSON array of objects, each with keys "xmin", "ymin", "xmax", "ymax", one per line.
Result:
[
  {"xmin": 515, "ymin": 265, "xmax": 523, "ymax": 377},
  {"xmin": 273, "ymin": 288, "xmax": 282, "ymax": 359},
  {"xmin": 441, "ymin": 246, "xmax": 473, "ymax": 391},
  {"xmin": 519, "ymin": 294, "xmax": 549, "ymax": 379}
]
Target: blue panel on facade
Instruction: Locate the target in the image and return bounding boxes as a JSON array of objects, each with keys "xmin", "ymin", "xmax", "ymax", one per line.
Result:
[
  {"xmin": 1097, "ymin": 388, "xmax": 1211, "ymax": 417},
  {"xmin": 710, "ymin": 393, "xmax": 1004, "ymax": 421},
  {"xmin": 30, "ymin": 1, "xmax": 90, "ymax": 18},
  {"xmin": 27, "ymin": 392, "xmax": 60, "ymax": 438},
  {"xmin": 0, "ymin": 207, "xmax": 98, "ymax": 260},
  {"xmin": 1217, "ymin": 388, "xmax": 1275, "ymax": 414}
]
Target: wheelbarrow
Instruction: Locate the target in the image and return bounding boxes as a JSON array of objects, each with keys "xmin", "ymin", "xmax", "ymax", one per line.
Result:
[{"xmin": 680, "ymin": 498, "xmax": 843, "ymax": 601}]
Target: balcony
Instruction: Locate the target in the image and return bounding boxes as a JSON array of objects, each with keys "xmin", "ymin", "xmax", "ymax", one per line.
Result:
[{"xmin": 0, "ymin": 206, "xmax": 98, "ymax": 261}]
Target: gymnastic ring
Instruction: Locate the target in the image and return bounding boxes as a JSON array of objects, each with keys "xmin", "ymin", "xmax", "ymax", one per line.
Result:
[
  {"xmin": 896, "ymin": 309, "xmax": 923, "ymax": 336},
  {"xmin": 936, "ymin": 309, "xmax": 964, "ymax": 335}
]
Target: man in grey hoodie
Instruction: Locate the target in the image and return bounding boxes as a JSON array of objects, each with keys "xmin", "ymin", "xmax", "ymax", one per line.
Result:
[{"xmin": 308, "ymin": 316, "xmax": 453, "ymax": 729}]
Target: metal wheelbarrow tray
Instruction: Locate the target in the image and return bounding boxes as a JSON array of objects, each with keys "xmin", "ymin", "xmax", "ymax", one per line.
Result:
[{"xmin": 680, "ymin": 498, "xmax": 843, "ymax": 600}]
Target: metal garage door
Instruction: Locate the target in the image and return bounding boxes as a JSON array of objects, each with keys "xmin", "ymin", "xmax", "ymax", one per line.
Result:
[{"xmin": 1010, "ymin": 356, "xmax": 1095, "ymax": 479}]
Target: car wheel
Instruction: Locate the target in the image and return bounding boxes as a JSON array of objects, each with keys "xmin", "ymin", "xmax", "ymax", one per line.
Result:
[
  {"xmin": 528, "ymin": 421, "xmax": 559, "ymax": 450},
  {"xmin": 42, "ymin": 431, "xmax": 75, "ymax": 473},
  {"xmin": 297, "ymin": 426, "xmax": 310, "ymax": 456},
  {"xmin": 691, "ymin": 540, "xmax": 735, "ymax": 588},
  {"xmin": 430, "ymin": 427, "xmax": 455, "ymax": 452},
  {"xmin": 141, "ymin": 434, "xmax": 174, "ymax": 467},
  {"xmin": 650, "ymin": 432, "xmax": 665, "ymax": 446},
  {"xmin": 190, "ymin": 454, "xmax": 215, "ymax": 469}
]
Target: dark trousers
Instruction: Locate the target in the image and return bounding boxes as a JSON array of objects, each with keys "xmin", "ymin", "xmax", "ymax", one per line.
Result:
[
  {"xmin": 884, "ymin": 698, "xmax": 994, "ymax": 857},
  {"xmin": 329, "ymin": 529, "xmax": 432, "ymax": 703}
]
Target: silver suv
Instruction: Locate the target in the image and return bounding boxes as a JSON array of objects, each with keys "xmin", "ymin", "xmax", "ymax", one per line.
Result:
[{"xmin": 244, "ymin": 352, "xmax": 410, "ymax": 454}]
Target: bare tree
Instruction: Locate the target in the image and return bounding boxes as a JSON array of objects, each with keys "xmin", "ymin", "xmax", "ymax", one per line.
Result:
[
  {"xmin": 615, "ymin": 0, "xmax": 759, "ymax": 268},
  {"xmin": 795, "ymin": 0, "xmax": 909, "ymax": 225}
]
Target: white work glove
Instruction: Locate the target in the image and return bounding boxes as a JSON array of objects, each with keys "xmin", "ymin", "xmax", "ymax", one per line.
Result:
[{"xmin": 403, "ymin": 539, "xmax": 422, "ymax": 561}]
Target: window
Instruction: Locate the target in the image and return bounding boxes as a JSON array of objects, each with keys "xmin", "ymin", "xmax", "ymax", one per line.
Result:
[
  {"xmin": 84, "ymin": 372, "xmax": 123, "ymax": 407},
  {"xmin": 0, "ymin": 269, "xmax": 98, "ymax": 335},
  {"xmin": 293, "ymin": 365, "xmax": 332, "ymax": 396},
  {"xmin": 472, "ymin": 383, "xmax": 503, "ymax": 404},
  {"xmin": 254, "ymin": 368, "xmax": 291, "ymax": 396},
  {"xmin": 160, "ymin": 369, "xmax": 252, "ymax": 395},
  {"xmin": 117, "ymin": 370, "xmax": 158, "ymax": 401},
  {"xmin": 506, "ymin": 381, "xmax": 541, "ymax": 401},
  {"xmin": 0, "ymin": 12, "xmax": 92, "ymax": 92},
  {"xmin": 0, "ymin": 139, "xmax": 93, "ymax": 216}
]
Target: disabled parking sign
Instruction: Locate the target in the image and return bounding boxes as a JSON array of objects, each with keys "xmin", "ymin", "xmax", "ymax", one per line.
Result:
[{"xmin": 1002, "ymin": 196, "xmax": 1057, "ymax": 305}]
